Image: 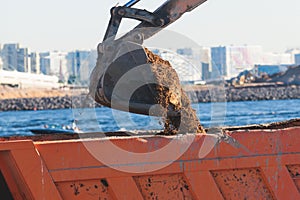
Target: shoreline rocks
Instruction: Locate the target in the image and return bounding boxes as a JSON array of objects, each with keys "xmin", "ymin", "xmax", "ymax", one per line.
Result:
[
  {"xmin": 190, "ymin": 85, "xmax": 300, "ymax": 103},
  {"xmin": 0, "ymin": 96, "xmax": 100, "ymax": 112},
  {"xmin": 0, "ymin": 85, "xmax": 300, "ymax": 112}
]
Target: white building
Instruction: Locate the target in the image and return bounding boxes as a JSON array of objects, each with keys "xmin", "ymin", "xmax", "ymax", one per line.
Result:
[
  {"xmin": 210, "ymin": 45, "xmax": 296, "ymax": 79},
  {"xmin": 262, "ymin": 52, "xmax": 293, "ymax": 65},
  {"xmin": 40, "ymin": 51, "xmax": 68, "ymax": 82},
  {"xmin": 0, "ymin": 69, "xmax": 59, "ymax": 89},
  {"xmin": 153, "ymin": 48, "xmax": 202, "ymax": 84}
]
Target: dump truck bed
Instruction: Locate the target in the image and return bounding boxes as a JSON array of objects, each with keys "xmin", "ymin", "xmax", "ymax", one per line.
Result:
[{"xmin": 1, "ymin": 120, "xmax": 300, "ymax": 199}]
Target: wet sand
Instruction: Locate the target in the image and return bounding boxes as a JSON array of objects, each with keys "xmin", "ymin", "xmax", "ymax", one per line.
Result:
[{"xmin": 145, "ymin": 49, "xmax": 205, "ymax": 135}]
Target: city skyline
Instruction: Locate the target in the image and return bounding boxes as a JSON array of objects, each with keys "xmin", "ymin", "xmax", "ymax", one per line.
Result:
[
  {"xmin": 1, "ymin": 0, "xmax": 300, "ymax": 53},
  {"xmin": 1, "ymin": 42, "xmax": 299, "ymax": 82},
  {"xmin": 1, "ymin": 41, "xmax": 299, "ymax": 55}
]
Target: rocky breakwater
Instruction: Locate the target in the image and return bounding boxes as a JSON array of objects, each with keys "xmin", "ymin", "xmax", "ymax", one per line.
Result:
[
  {"xmin": 1, "ymin": 85, "xmax": 300, "ymax": 112},
  {"xmin": 191, "ymin": 85, "xmax": 300, "ymax": 103},
  {"xmin": 226, "ymin": 85, "xmax": 300, "ymax": 102},
  {"xmin": 0, "ymin": 95, "xmax": 100, "ymax": 112}
]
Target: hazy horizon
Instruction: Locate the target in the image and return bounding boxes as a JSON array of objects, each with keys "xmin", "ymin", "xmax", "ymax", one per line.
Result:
[{"xmin": 1, "ymin": 0, "xmax": 300, "ymax": 53}]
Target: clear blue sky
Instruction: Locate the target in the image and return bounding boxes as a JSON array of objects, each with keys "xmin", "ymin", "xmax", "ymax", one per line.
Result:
[{"xmin": 1, "ymin": 0, "xmax": 299, "ymax": 53}]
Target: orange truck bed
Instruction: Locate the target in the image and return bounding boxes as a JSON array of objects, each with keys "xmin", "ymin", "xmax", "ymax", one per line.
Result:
[{"xmin": 1, "ymin": 122, "xmax": 300, "ymax": 199}]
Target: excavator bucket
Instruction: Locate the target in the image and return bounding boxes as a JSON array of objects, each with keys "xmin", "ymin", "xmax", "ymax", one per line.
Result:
[
  {"xmin": 89, "ymin": 41, "xmax": 205, "ymax": 134},
  {"xmin": 89, "ymin": 41, "xmax": 182, "ymax": 117}
]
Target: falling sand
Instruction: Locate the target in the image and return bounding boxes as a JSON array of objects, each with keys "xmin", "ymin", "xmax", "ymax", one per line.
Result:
[{"xmin": 145, "ymin": 48, "xmax": 205, "ymax": 135}]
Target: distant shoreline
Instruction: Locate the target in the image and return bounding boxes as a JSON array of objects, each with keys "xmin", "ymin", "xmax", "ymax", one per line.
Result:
[
  {"xmin": 191, "ymin": 85, "xmax": 300, "ymax": 103},
  {"xmin": 0, "ymin": 85, "xmax": 300, "ymax": 112},
  {"xmin": 0, "ymin": 85, "xmax": 86, "ymax": 100}
]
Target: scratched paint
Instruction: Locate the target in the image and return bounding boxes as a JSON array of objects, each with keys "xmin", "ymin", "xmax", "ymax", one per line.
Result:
[
  {"xmin": 211, "ymin": 168, "xmax": 274, "ymax": 200},
  {"xmin": 56, "ymin": 180, "xmax": 111, "ymax": 200},
  {"xmin": 134, "ymin": 174, "xmax": 193, "ymax": 199}
]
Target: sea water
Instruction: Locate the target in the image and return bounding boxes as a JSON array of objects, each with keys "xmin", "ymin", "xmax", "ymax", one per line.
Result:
[{"xmin": 0, "ymin": 99, "xmax": 299, "ymax": 136}]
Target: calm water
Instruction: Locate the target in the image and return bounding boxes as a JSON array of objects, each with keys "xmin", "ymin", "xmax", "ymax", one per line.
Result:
[{"xmin": 0, "ymin": 99, "xmax": 299, "ymax": 136}]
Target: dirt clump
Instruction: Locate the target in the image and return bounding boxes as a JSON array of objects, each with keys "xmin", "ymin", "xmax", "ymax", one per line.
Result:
[{"xmin": 145, "ymin": 48, "xmax": 205, "ymax": 135}]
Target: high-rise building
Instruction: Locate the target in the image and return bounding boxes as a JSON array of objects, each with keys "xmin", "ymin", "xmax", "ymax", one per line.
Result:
[
  {"xmin": 66, "ymin": 52, "xmax": 76, "ymax": 78},
  {"xmin": 0, "ymin": 44, "xmax": 33, "ymax": 73},
  {"xmin": 66, "ymin": 50, "xmax": 97, "ymax": 84},
  {"xmin": 66, "ymin": 51, "xmax": 88, "ymax": 79},
  {"xmin": 30, "ymin": 52, "xmax": 40, "ymax": 74},
  {"xmin": 295, "ymin": 54, "xmax": 300, "ymax": 65},
  {"xmin": 1, "ymin": 43, "xmax": 19, "ymax": 70},
  {"xmin": 17, "ymin": 48, "xmax": 30, "ymax": 72},
  {"xmin": 211, "ymin": 46, "xmax": 227, "ymax": 78},
  {"xmin": 211, "ymin": 45, "xmax": 263, "ymax": 79},
  {"xmin": 40, "ymin": 52, "xmax": 51, "ymax": 75}
]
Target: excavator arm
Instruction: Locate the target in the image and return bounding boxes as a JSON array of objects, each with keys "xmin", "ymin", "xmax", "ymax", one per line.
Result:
[
  {"xmin": 104, "ymin": 0, "xmax": 207, "ymax": 43},
  {"xmin": 89, "ymin": 0, "xmax": 207, "ymax": 118}
]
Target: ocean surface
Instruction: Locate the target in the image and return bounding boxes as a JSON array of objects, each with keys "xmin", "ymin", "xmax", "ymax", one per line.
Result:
[{"xmin": 0, "ymin": 99, "xmax": 300, "ymax": 136}]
